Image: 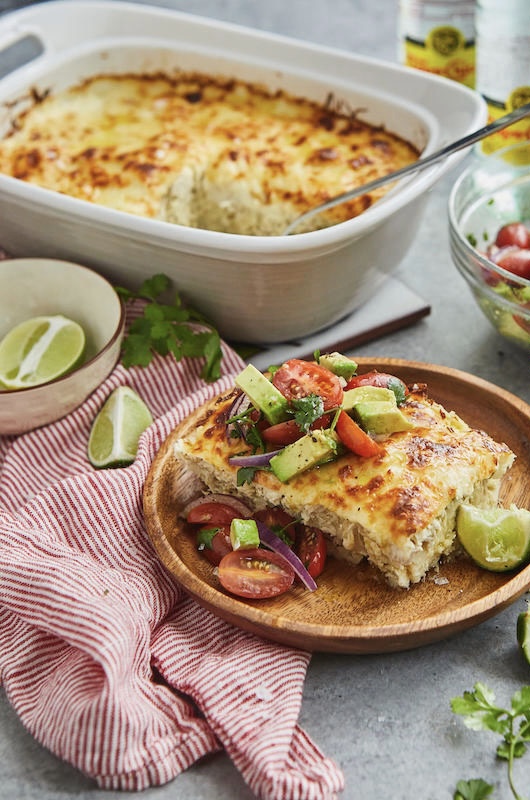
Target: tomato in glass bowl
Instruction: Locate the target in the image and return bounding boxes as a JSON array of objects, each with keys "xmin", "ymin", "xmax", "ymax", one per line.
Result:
[{"xmin": 448, "ymin": 142, "xmax": 530, "ymax": 353}]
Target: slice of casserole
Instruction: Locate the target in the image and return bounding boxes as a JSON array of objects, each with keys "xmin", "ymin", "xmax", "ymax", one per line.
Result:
[{"xmin": 173, "ymin": 385, "xmax": 515, "ymax": 589}]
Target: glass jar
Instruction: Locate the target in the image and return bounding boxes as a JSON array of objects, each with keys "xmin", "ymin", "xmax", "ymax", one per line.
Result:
[
  {"xmin": 475, "ymin": 0, "xmax": 530, "ymax": 154},
  {"xmin": 398, "ymin": 0, "xmax": 475, "ymax": 87}
]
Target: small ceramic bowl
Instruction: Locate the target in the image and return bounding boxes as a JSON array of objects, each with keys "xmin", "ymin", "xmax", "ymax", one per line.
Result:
[
  {"xmin": 449, "ymin": 142, "xmax": 530, "ymax": 353},
  {"xmin": 0, "ymin": 258, "xmax": 125, "ymax": 435}
]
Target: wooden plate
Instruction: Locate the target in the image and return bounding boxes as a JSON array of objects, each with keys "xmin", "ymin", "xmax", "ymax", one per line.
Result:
[{"xmin": 143, "ymin": 358, "xmax": 530, "ymax": 653}]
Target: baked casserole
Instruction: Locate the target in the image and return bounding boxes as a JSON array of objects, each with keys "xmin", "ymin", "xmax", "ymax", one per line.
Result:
[{"xmin": 0, "ymin": 71, "xmax": 420, "ymax": 235}]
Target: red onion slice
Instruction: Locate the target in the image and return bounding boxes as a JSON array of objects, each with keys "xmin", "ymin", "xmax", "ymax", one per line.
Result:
[
  {"xmin": 486, "ymin": 244, "xmax": 519, "ymax": 264},
  {"xmin": 255, "ymin": 520, "xmax": 317, "ymax": 591},
  {"xmin": 181, "ymin": 493, "xmax": 253, "ymax": 519},
  {"xmin": 228, "ymin": 450, "xmax": 282, "ymax": 468},
  {"xmin": 226, "ymin": 391, "xmax": 252, "ymax": 441}
]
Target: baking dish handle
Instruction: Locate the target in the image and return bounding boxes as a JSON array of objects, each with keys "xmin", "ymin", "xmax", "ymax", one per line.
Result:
[
  {"xmin": 0, "ymin": 1, "xmax": 101, "ymax": 77},
  {"xmin": 0, "ymin": 27, "xmax": 45, "ymax": 77}
]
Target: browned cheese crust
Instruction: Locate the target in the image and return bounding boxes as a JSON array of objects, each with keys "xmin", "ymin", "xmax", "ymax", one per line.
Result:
[
  {"xmin": 173, "ymin": 386, "xmax": 515, "ymax": 588},
  {"xmin": 0, "ymin": 72, "xmax": 420, "ymax": 233}
]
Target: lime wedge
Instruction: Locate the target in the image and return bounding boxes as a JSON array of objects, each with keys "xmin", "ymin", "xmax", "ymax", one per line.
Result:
[
  {"xmin": 0, "ymin": 315, "xmax": 86, "ymax": 390},
  {"xmin": 517, "ymin": 606, "xmax": 530, "ymax": 665},
  {"xmin": 88, "ymin": 386, "xmax": 153, "ymax": 469},
  {"xmin": 456, "ymin": 503, "xmax": 530, "ymax": 572}
]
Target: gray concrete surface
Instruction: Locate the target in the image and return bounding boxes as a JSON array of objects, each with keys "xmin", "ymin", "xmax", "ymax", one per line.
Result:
[{"xmin": 1, "ymin": 1, "xmax": 529, "ymax": 799}]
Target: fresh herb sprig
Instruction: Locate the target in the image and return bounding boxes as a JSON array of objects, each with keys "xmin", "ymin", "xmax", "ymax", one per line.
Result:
[
  {"xmin": 451, "ymin": 682, "xmax": 530, "ymax": 800},
  {"xmin": 115, "ymin": 274, "xmax": 223, "ymax": 382}
]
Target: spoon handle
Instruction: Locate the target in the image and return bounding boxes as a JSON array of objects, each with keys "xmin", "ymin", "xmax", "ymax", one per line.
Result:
[{"xmin": 284, "ymin": 102, "xmax": 530, "ymax": 235}]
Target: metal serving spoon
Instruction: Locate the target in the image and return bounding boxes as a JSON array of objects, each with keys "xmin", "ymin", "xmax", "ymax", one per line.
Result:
[{"xmin": 283, "ymin": 102, "xmax": 530, "ymax": 235}]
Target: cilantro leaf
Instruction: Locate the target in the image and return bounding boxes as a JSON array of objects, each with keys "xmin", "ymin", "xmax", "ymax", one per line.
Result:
[
  {"xmin": 269, "ymin": 520, "xmax": 298, "ymax": 545},
  {"xmin": 292, "ymin": 394, "xmax": 325, "ymax": 433},
  {"xmin": 116, "ymin": 273, "xmax": 172, "ymax": 303},
  {"xmin": 116, "ymin": 274, "xmax": 223, "ymax": 382},
  {"xmin": 237, "ymin": 467, "xmax": 259, "ymax": 485},
  {"xmin": 196, "ymin": 528, "xmax": 220, "ymax": 550},
  {"xmin": 265, "ymin": 363, "xmax": 280, "ymax": 378},
  {"xmin": 454, "ymin": 779, "xmax": 494, "ymax": 800},
  {"xmin": 388, "ymin": 376, "xmax": 407, "ymax": 405},
  {"xmin": 121, "ymin": 332, "xmax": 155, "ymax": 368},
  {"xmin": 226, "ymin": 408, "xmax": 265, "ymax": 451},
  {"xmin": 245, "ymin": 423, "xmax": 265, "ymax": 454},
  {"xmin": 511, "ymin": 686, "xmax": 530, "ymax": 717}
]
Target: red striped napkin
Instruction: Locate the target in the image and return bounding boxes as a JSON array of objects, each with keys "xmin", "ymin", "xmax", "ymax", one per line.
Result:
[{"xmin": 0, "ymin": 336, "xmax": 344, "ymax": 799}]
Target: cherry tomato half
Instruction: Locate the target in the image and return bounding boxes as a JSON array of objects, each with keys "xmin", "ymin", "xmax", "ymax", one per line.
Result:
[
  {"xmin": 296, "ymin": 525, "xmax": 327, "ymax": 579},
  {"xmin": 218, "ymin": 548, "xmax": 295, "ymax": 598},
  {"xmin": 335, "ymin": 409, "xmax": 382, "ymax": 458},
  {"xmin": 345, "ymin": 370, "xmax": 408, "ymax": 404},
  {"xmin": 272, "ymin": 358, "xmax": 343, "ymax": 411},
  {"xmin": 186, "ymin": 501, "xmax": 241, "ymax": 526},
  {"xmin": 495, "ymin": 249, "xmax": 530, "ymax": 281},
  {"xmin": 261, "ymin": 414, "xmax": 331, "ymax": 447},
  {"xmin": 197, "ymin": 525, "xmax": 232, "ymax": 566},
  {"xmin": 495, "ymin": 222, "xmax": 530, "ymax": 250},
  {"xmin": 514, "ymin": 303, "xmax": 530, "ymax": 335},
  {"xmin": 254, "ymin": 507, "xmax": 298, "ymax": 545}
]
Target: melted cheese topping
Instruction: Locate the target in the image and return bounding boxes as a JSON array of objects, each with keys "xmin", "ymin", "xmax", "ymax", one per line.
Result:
[
  {"xmin": 0, "ymin": 72, "xmax": 420, "ymax": 234},
  {"xmin": 174, "ymin": 387, "xmax": 515, "ymax": 587}
]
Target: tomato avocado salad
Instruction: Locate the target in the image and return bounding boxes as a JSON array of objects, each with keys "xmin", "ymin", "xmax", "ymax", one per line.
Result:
[{"xmin": 182, "ymin": 352, "xmax": 411, "ymax": 600}]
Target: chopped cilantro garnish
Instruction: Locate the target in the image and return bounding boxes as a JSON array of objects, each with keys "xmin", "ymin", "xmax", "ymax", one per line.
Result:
[
  {"xmin": 245, "ymin": 424, "xmax": 265, "ymax": 453},
  {"xmin": 196, "ymin": 527, "xmax": 220, "ymax": 550},
  {"xmin": 292, "ymin": 394, "xmax": 326, "ymax": 432},
  {"xmin": 227, "ymin": 407, "xmax": 265, "ymax": 451},
  {"xmin": 270, "ymin": 519, "xmax": 299, "ymax": 545},
  {"xmin": 237, "ymin": 467, "xmax": 260, "ymax": 485},
  {"xmin": 388, "ymin": 376, "xmax": 407, "ymax": 405}
]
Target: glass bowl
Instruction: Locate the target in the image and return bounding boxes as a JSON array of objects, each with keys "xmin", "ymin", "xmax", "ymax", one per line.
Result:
[{"xmin": 448, "ymin": 141, "xmax": 530, "ymax": 353}]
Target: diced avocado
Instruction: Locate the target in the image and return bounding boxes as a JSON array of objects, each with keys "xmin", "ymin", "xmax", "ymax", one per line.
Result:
[
  {"xmin": 318, "ymin": 351, "xmax": 358, "ymax": 379},
  {"xmin": 270, "ymin": 429, "xmax": 338, "ymax": 482},
  {"xmin": 353, "ymin": 400, "xmax": 414, "ymax": 435},
  {"xmin": 491, "ymin": 282, "xmax": 530, "ymax": 304},
  {"xmin": 492, "ymin": 282, "xmax": 518, "ymax": 301},
  {"xmin": 341, "ymin": 385, "xmax": 397, "ymax": 411},
  {"xmin": 234, "ymin": 364, "xmax": 289, "ymax": 425},
  {"xmin": 230, "ymin": 518, "xmax": 260, "ymax": 550},
  {"xmin": 497, "ymin": 311, "xmax": 530, "ymax": 345}
]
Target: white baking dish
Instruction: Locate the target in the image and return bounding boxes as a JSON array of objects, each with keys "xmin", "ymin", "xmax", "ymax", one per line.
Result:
[{"xmin": 0, "ymin": 0, "xmax": 486, "ymax": 343}]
